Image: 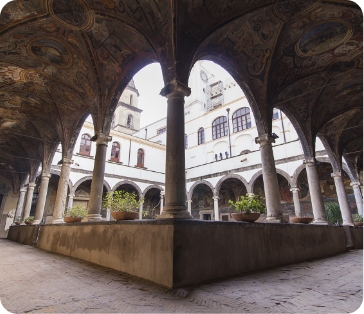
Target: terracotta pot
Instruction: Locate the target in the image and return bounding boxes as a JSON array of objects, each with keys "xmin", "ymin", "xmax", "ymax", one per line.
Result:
[
  {"xmin": 14, "ymin": 221, "xmax": 21, "ymax": 225},
  {"xmin": 24, "ymin": 221, "xmax": 34, "ymax": 225},
  {"xmin": 64, "ymin": 217, "xmax": 83, "ymax": 223},
  {"xmin": 232, "ymin": 212, "xmax": 260, "ymax": 222},
  {"xmin": 111, "ymin": 211, "xmax": 139, "ymax": 221},
  {"xmin": 354, "ymin": 222, "xmax": 363, "ymax": 227},
  {"xmin": 290, "ymin": 217, "xmax": 313, "ymax": 224}
]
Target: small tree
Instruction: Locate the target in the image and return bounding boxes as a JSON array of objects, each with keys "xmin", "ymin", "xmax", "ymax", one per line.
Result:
[
  {"xmin": 103, "ymin": 190, "xmax": 143, "ymax": 212},
  {"xmin": 63, "ymin": 206, "xmax": 88, "ymax": 218},
  {"xmin": 324, "ymin": 202, "xmax": 342, "ymax": 225},
  {"xmin": 228, "ymin": 194, "xmax": 265, "ymax": 215}
]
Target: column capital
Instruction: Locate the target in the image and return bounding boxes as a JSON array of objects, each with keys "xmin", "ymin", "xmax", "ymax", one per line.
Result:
[
  {"xmin": 331, "ymin": 171, "xmax": 342, "ymax": 178},
  {"xmin": 68, "ymin": 194, "xmax": 75, "ymax": 198},
  {"xmin": 255, "ymin": 133, "xmax": 275, "ymax": 146},
  {"xmin": 186, "ymin": 199, "xmax": 192, "ymax": 203},
  {"xmin": 96, "ymin": 133, "xmax": 112, "ymax": 146},
  {"xmin": 290, "ymin": 187, "xmax": 300, "ymax": 193},
  {"xmin": 41, "ymin": 172, "xmax": 51, "ymax": 179},
  {"xmin": 303, "ymin": 157, "xmax": 318, "ymax": 166},
  {"xmin": 28, "ymin": 182, "xmax": 37, "ymax": 189},
  {"xmin": 20, "ymin": 187, "xmax": 27, "ymax": 193},
  {"xmin": 213, "ymin": 196, "xmax": 219, "ymax": 201},
  {"xmin": 62, "ymin": 157, "xmax": 74, "ymax": 165},
  {"xmin": 160, "ymin": 190, "xmax": 165, "ymax": 196},
  {"xmin": 350, "ymin": 181, "xmax": 361, "ymax": 188},
  {"xmin": 160, "ymin": 79, "xmax": 191, "ymax": 98}
]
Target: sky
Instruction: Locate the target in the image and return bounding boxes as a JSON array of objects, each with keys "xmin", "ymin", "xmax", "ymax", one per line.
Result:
[{"xmin": 134, "ymin": 61, "xmax": 232, "ymax": 128}]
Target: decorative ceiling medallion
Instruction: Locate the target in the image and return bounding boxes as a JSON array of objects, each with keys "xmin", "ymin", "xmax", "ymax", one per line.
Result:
[
  {"xmin": 27, "ymin": 37, "xmax": 72, "ymax": 69},
  {"xmin": 48, "ymin": 0, "xmax": 94, "ymax": 31},
  {"xmin": 297, "ymin": 21, "xmax": 352, "ymax": 57},
  {"xmin": 332, "ymin": 80, "xmax": 362, "ymax": 100}
]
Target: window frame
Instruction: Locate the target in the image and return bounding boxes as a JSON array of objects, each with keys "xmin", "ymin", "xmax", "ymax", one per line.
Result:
[
  {"xmin": 212, "ymin": 116, "xmax": 228, "ymax": 140},
  {"xmin": 198, "ymin": 127, "xmax": 205, "ymax": 145},
  {"xmin": 137, "ymin": 148, "xmax": 144, "ymax": 167},
  {"xmin": 110, "ymin": 141, "xmax": 120, "ymax": 162},
  {"xmin": 232, "ymin": 107, "xmax": 251, "ymax": 133},
  {"xmin": 79, "ymin": 134, "xmax": 92, "ymax": 156}
]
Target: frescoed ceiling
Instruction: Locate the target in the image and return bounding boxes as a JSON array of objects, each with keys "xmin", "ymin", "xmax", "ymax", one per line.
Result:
[{"xmin": 0, "ymin": 0, "xmax": 362, "ymax": 190}]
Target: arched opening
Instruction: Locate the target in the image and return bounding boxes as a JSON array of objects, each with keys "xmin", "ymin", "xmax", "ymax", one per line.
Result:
[
  {"xmin": 191, "ymin": 183, "xmax": 214, "ymax": 220},
  {"xmin": 115, "ymin": 184, "xmax": 140, "ymax": 201},
  {"xmin": 232, "ymin": 107, "xmax": 251, "ymax": 133},
  {"xmin": 219, "ymin": 178, "xmax": 247, "ymax": 217},
  {"xmin": 79, "ymin": 134, "xmax": 92, "ymax": 156},
  {"xmin": 137, "ymin": 149, "xmax": 144, "ymax": 167},
  {"xmin": 127, "ymin": 114, "xmax": 133, "ymax": 129},
  {"xmin": 143, "ymin": 188, "xmax": 161, "ymax": 219},
  {"xmin": 110, "ymin": 142, "xmax": 120, "ymax": 162},
  {"xmin": 212, "ymin": 116, "xmax": 228, "ymax": 140}
]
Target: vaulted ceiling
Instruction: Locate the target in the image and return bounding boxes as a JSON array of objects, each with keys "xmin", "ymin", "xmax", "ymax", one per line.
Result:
[{"xmin": 0, "ymin": 0, "xmax": 362, "ymax": 191}]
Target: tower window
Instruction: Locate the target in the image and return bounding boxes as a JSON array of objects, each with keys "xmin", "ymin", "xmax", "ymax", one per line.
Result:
[{"xmin": 127, "ymin": 114, "xmax": 133, "ymax": 128}]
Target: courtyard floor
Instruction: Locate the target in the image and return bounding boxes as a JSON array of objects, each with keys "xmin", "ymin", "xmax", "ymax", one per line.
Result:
[{"xmin": 0, "ymin": 239, "xmax": 362, "ymax": 313}]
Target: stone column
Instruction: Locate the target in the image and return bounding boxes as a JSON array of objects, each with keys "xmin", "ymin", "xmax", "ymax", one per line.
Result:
[
  {"xmin": 255, "ymin": 134, "xmax": 283, "ymax": 222},
  {"xmin": 187, "ymin": 199, "xmax": 192, "ymax": 214},
  {"xmin": 332, "ymin": 172, "xmax": 354, "ymax": 226},
  {"xmin": 350, "ymin": 182, "xmax": 363, "ymax": 216},
  {"xmin": 34, "ymin": 172, "xmax": 51, "ymax": 224},
  {"xmin": 290, "ymin": 187, "xmax": 301, "ymax": 217},
  {"xmin": 86, "ymin": 133, "xmax": 112, "ymax": 221},
  {"xmin": 67, "ymin": 194, "xmax": 74, "ymax": 210},
  {"xmin": 23, "ymin": 182, "xmax": 36, "ymax": 220},
  {"xmin": 139, "ymin": 203, "xmax": 143, "ymax": 220},
  {"xmin": 158, "ymin": 81, "xmax": 193, "ymax": 219},
  {"xmin": 304, "ymin": 158, "xmax": 328, "ymax": 224},
  {"xmin": 52, "ymin": 158, "xmax": 73, "ymax": 224},
  {"xmin": 14, "ymin": 187, "xmax": 27, "ymax": 220},
  {"xmin": 160, "ymin": 191, "xmax": 164, "ymax": 214},
  {"xmin": 213, "ymin": 196, "xmax": 219, "ymax": 221}
]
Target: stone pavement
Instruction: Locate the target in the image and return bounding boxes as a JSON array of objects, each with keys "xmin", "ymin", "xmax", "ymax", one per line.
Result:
[{"xmin": 0, "ymin": 239, "xmax": 362, "ymax": 313}]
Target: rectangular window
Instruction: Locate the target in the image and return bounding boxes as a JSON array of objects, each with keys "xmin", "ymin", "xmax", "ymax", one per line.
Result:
[{"xmin": 157, "ymin": 127, "xmax": 167, "ymax": 135}]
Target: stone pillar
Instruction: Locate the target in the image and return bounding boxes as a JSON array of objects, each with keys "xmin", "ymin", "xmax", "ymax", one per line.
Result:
[
  {"xmin": 158, "ymin": 81, "xmax": 193, "ymax": 219},
  {"xmin": 160, "ymin": 191, "xmax": 164, "ymax": 214},
  {"xmin": 14, "ymin": 187, "xmax": 27, "ymax": 220},
  {"xmin": 139, "ymin": 203, "xmax": 143, "ymax": 220},
  {"xmin": 332, "ymin": 172, "xmax": 354, "ymax": 226},
  {"xmin": 350, "ymin": 182, "xmax": 363, "ymax": 216},
  {"xmin": 67, "ymin": 194, "xmax": 74, "ymax": 210},
  {"xmin": 86, "ymin": 133, "xmax": 112, "ymax": 221},
  {"xmin": 52, "ymin": 158, "xmax": 73, "ymax": 224},
  {"xmin": 304, "ymin": 158, "xmax": 328, "ymax": 224},
  {"xmin": 22, "ymin": 182, "xmax": 36, "ymax": 220},
  {"xmin": 290, "ymin": 187, "xmax": 301, "ymax": 217},
  {"xmin": 34, "ymin": 172, "xmax": 51, "ymax": 224},
  {"xmin": 213, "ymin": 196, "xmax": 219, "ymax": 221},
  {"xmin": 187, "ymin": 199, "xmax": 192, "ymax": 214},
  {"xmin": 255, "ymin": 134, "xmax": 283, "ymax": 222}
]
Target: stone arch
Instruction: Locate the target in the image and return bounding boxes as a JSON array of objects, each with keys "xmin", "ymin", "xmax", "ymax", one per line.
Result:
[
  {"xmin": 50, "ymin": 168, "xmax": 73, "ymax": 192},
  {"xmin": 249, "ymin": 170, "xmax": 263, "ymax": 191},
  {"xmin": 112, "ymin": 180, "xmax": 143, "ymax": 198},
  {"xmin": 188, "ymin": 180, "xmax": 214, "ymax": 200},
  {"xmin": 291, "ymin": 164, "xmax": 306, "ymax": 187},
  {"xmin": 215, "ymin": 174, "xmax": 250, "ymax": 195},
  {"xmin": 72, "ymin": 176, "xmax": 111, "ymax": 195},
  {"xmin": 142, "ymin": 184, "xmax": 164, "ymax": 198}
]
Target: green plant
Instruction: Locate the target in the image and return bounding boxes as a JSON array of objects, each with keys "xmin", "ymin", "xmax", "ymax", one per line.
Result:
[
  {"xmin": 63, "ymin": 206, "xmax": 87, "ymax": 218},
  {"xmin": 25, "ymin": 216, "xmax": 34, "ymax": 221},
  {"xmin": 103, "ymin": 191, "xmax": 143, "ymax": 212},
  {"xmin": 228, "ymin": 194, "xmax": 265, "ymax": 215},
  {"xmin": 324, "ymin": 202, "xmax": 342, "ymax": 225},
  {"xmin": 354, "ymin": 214, "xmax": 363, "ymax": 223},
  {"xmin": 14, "ymin": 216, "xmax": 22, "ymax": 222}
]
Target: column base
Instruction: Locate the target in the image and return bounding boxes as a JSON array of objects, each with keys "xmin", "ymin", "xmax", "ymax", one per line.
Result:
[
  {"xmin": 312, "ymin": 219, "xmax": 329, "ymax": 225},
  {"xmin": 343, "ymin": 222, "xmax": 354, "ymax": 227},
  {"xmin": 157, "ymin": 210, "xmax": 194, "ymax": 220},
  {"xmin": 264, "ymin": 215, "xmax": 285, "ymax": 223},
  {"xmin": 84, "ymin": 214, "xmax": 103, "ymax": 222},
  {"xmin": 51, "ymin": 218, "xmax": 65, "ymax": 224},
  {"xmin": 33, "ymin": 220, "xmax": 42, "ymax": 225}
]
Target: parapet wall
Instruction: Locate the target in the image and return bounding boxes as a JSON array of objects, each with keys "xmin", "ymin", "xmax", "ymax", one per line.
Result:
[{"xmin": 7, "ymin": 221, "xmax": 361, "ymax": 288}]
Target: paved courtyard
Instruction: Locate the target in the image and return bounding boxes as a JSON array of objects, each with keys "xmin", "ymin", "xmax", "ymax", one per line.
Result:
[{"xmin": 0, "ymin": 239, "xmax": 362, "ymax": 313}]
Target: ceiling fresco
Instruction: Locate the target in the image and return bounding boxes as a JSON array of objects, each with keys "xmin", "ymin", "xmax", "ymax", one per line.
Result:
[{"xmin": 0, "ymin": 0, "xmax": 362, "ymax": 191}]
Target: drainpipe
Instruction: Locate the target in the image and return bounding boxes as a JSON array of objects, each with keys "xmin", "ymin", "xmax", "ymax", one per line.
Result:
[
  {"xmin": 145, "ymin": 128, "xmax": 147, "ymax": 140},
  {"xmin": 226, "ymin": 108, "xmax": 232, "ymax": 157},
  {"xmin": 280, "ymin": 110, "xmax": 286, "ymax": 143},
  {"xmin": 128, "ymin": 139, "xmax": 131, "ymax": 166}
]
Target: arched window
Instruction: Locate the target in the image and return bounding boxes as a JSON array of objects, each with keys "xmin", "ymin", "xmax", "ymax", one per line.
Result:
[
  {"xmin": 110, "ymin": 142, "xmax": 120, "ymax": 162},
  {"xmin": 127, "ymin": 114, "xmax": 133, "ymax": 128},
  {"xmin": 130, "ymin": 94, "xmax": 133, "ymax": 106},
  {"xmin": 137, "ymin": 148, "xmax": 144, "ymax": 167},
  {"xmin": 232, "ymin": 108, "xmax": 251, "ymax": 133},
  {"xmin": 79, "ymin": 134, "xmax": 91, "ymax": 156},
  {"xmin": 111, "ymin": 114, "xmax": 115, "ymax": 129},
  {"xmin": 198, "ymin": 127, "xmax": 205, "ymax": 145},
  {"xmin": 212, "ymin": 116, "xmax": 228, "ymax": 140},
  {"xmin": 185, "ymin": 134, "xmax": 188, "ymax": 149}
]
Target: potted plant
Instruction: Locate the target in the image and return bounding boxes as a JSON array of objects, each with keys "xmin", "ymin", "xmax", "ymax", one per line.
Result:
[
  {"xmin": 353, "ymin": 214, "xmax": 363, "ymax": 227},
  {"xmin": 14, "ymin": 216, "xmax": 22, "ymax": 225},
  {"xmin": 63, "ymin": 206, "xmax": 87, "ymax": 223},
  {"xmin": 229, "ymin": 194, "xmax": 265, "ymax": 222},
  {"xmin": 24, "ymin": 216, "xmax": 35, "ymax": 225},
  {"xmin": 103, "ymin": 190, "xmax": 143, "ymax": 221}
]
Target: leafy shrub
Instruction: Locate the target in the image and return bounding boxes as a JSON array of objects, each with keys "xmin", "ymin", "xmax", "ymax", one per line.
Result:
[
  {"xmin": 228, "ymin": 194, "xmax": 265, "ymax": 214},
  {"xmin": 25, "ymin": 216, "xmax": 34, "ymax": 221},
  {"xmin": 63, "ymin": 206, "xmax": 87, "ymax": 218},
  {"xmin": 103, "ymin": 191, "xmax": 143, "ymax": 212},
  {"xmin": 354, "ymin": 214, "xmax": 363, "ymax": 223},
  {"xmin": 324, "ymin": 202, "xmax": 342, "ymax": 225}
]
